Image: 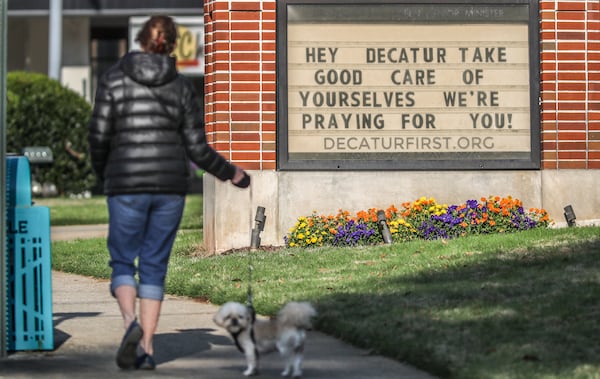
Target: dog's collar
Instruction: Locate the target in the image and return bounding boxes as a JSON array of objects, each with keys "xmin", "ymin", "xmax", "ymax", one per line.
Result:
[
  {"xmin": 230, "ymin": 330, "xmax": 246, "ymax": 354},
  {"xmin": 229, "ymin": 307, "xmax": 259, "ymax": 358},
  {"xmin": 229, "ymin": 328, "xmax": 259, "ymax": 357}
]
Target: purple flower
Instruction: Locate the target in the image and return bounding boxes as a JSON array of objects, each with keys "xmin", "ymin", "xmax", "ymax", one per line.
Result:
[
  {"xmin": 332, "ymin": 219, "xmax": 379, "ymax": 246},
  {"xmin": 466, "ymin": 199, "xmax": 478, "ymax": 209}
]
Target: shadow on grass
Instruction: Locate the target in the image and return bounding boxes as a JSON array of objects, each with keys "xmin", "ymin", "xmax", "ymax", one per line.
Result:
[{"xmin": 314, "ymin": 238, "xmax": 600, "ymax": 379}]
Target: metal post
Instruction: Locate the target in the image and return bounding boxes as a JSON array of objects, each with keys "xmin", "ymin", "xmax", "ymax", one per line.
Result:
[
  {"xmin": 48, "ymin": 0, "xmax": 62, "ymax": 80},
  {"xmin": 377, "ymin": 210, "xmax": 393, "ymax": 244},
  {"xmin": 0, "ymin": 0, "xmax": 8, "ymax": 358},
  {"xmin": 250, "ymin": 206, "xmax": 266, "ymax": 251}
]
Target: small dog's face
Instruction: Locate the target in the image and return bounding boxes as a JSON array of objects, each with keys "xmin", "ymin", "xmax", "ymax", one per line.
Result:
[{"xmin": 213, "ymin": 302, "xmax": 252, "ymax": 334}]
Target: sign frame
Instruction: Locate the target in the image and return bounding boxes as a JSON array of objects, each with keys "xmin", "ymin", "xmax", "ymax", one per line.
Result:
[{"xmin": 276, "ymin": 0, "xmax": 540, "ymax": 170}]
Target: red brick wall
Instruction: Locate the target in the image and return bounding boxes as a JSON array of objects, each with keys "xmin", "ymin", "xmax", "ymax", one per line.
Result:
[
  {"xmin": 540, "ymin": 0, "xmax": 600, "ymax": 169},
  {"xmin": 204, "ymin": 0, "xmax": 600, "ymax": 171},
  {"xmin": 204, "ymin": 0, "xmax": 277, "ymax": 170}
]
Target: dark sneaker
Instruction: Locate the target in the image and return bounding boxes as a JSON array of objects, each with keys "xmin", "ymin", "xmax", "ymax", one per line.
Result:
[
  {"xmin": 116, "ymin": 320, "xmax": 143, "ymax": 369},
  {"xmin": 135, "ymin": 353, "xmax": 156, "ymax": 370}
]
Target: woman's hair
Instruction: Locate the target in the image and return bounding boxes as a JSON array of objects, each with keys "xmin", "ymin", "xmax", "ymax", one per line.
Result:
[{"xmin": 136, "ymin": 15, "xmax": 178, "ymax": 55}]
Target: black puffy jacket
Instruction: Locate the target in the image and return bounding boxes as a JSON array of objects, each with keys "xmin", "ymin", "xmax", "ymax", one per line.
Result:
[{"xmin": 88, "ymin": 51, "xmax": 235, "ymax": 195}]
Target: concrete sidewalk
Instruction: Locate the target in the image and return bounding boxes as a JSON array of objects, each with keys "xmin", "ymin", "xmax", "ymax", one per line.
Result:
[
  {"xmin": 50, "ymin": 224, "xmax": 109, "ymax": 241},
  {"xmin": 1, "ymin": 225, "xmax": 438, "ymax": 379}
]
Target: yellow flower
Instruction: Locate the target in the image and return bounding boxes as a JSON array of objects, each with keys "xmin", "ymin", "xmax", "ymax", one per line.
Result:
[{"xmin": 297, "ymin": 233, "xmax": 304, "ymax": 239}]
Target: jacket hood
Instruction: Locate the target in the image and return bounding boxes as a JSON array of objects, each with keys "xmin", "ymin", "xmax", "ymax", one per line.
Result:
[{"xmin": 120, "ymin": 51, "xmax": 178, "ymax": 86}]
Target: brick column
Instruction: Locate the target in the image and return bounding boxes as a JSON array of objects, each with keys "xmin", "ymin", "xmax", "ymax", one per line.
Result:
[
  {"xmin": 202, "ymin": 0, "xmax": 278, "ymax": 254},
  {"xmin": 204, "ymin": 0, "xmax": 277, "ymax": 170},
  {"xmin": 540, "ymin": 0, "xmax": 600, "ymax": 169}
]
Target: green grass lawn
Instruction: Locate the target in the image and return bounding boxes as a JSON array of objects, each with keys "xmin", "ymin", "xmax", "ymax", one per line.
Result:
[
  {"xmin": 36, "ymin": 194, "xmax": 202, "ymax": 229},
  {"xmin": 45, "ymin": 195, "xmax": 600, "ymax": 378}
]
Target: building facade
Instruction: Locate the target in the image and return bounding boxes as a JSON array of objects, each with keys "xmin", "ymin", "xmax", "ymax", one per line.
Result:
[{"xmin": 7, "ymin": 0, "xmax": 204, "ymax": 100}]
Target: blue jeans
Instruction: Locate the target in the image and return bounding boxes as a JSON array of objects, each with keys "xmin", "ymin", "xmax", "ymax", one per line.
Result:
[{"xmin": 107, "ymin": 194, "xmax": 185, "ymax": 301}]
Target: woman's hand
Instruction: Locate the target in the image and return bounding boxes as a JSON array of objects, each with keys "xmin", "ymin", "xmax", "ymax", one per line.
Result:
[{"xmin": 231, "ymin": 166, "xmax": 251, "ymax": 188}]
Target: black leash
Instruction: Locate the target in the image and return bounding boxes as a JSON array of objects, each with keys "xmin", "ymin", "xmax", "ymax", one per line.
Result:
[
  {"xmin": 229, "ymin": 255, "xmax": 258, "ymax": 357},
  {"xmin": 230, "ymin": 204, "xmax": 261, "ymax": 358},
  {"xmin": 246, "ymin": 253, "xmax": 256, "ymax": 322},
  {"xmin": 247, "ymin": 254, "xmax": 258, "ymax": 353}
]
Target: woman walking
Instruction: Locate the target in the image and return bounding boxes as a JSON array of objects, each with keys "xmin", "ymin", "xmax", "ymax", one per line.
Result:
[{"xmin": 88, "ymin": 15, "xmax": 250, "ymax": 370}]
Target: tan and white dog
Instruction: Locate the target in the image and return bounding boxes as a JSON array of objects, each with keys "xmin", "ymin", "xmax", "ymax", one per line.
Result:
[{"xmin": 213, "ymin": 301, "xmax": 317, "ymax": 378}]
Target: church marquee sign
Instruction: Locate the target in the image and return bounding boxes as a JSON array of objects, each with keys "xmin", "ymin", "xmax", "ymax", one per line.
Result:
[{"xmin": 276, "ymin": 0, "xmax": 540, "ymax": 170}]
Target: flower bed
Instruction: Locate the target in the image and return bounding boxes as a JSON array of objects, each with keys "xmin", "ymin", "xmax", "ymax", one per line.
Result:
[{"xmin": 284, "ymin": 196, "xmax": 551, "ymax": 248}]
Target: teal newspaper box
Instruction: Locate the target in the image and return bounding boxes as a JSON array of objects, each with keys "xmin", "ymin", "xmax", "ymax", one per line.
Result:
[{"xmin": 6, "ymin": 156, "xmax": 53, "ymax": 351}]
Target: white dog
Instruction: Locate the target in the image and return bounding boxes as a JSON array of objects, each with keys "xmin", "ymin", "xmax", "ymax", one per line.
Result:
[{"xmin": 213, "ymin": 301, "xmax": 317, "ymax": 378}]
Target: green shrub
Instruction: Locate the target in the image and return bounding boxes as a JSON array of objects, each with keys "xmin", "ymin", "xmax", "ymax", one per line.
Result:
[{"xmin": 7, "ymin": 71, "xmax": 95, "ymax": 195}]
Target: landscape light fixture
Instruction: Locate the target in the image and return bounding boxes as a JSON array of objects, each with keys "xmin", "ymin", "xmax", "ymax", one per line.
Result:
[
  {"xmin": 377, "ymin": 210, "xmax": 393, "ymax": 244},
  {"xmin": 250, "ymin": 206, "xmax": 266, "ymax": 250},
  {"xmin": 563, "ymin": 205, "xmax": 576, "ymax": 227}
]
